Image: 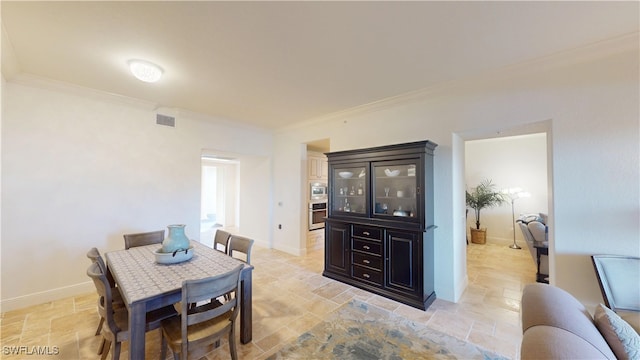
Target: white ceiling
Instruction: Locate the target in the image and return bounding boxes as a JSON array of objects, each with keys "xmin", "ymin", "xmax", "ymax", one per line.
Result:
[{"xmin": 2, "ymin": 1, "xmax": 638, "ymax": 130}]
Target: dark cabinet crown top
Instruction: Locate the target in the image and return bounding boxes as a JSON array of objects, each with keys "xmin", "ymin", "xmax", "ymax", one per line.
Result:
[{"xmin": 325, "ymin": 140, "xmax": 437, "ymax": 159}]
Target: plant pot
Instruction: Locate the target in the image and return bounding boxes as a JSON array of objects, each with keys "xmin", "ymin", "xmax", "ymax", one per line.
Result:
[{"xmin": 470, "ymin": 228, "xmax": 487, "ymax": 244}]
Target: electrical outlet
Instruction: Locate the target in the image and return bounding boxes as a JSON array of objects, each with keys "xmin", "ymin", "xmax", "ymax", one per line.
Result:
[{"xmin": 278, "ymin": 224, "xmax": 282, "ymax": 229}]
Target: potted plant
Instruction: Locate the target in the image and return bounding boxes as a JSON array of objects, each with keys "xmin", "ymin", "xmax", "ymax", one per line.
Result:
[{"xmin": 466, "ymin": 179, "xmax": 507, "ymax": 244}]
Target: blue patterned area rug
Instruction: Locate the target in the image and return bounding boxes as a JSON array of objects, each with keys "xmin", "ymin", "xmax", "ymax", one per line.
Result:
[{"xmin": 267, "ymin": 300, "xmax": 509, "ymax": 360}]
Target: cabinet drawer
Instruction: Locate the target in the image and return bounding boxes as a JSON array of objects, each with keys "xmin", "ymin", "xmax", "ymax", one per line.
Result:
[
  {"xmin": 352, "ymin": 225, "xmax": 382, "ymax": 240},
  {"xmin": 352, "ymin": 265, "xmax": 383, "ymax": 286},
  {"xmin": 352, "ymin": 252, "xmax": 382, "ymax": 270},
  {"xmin": 352, "ymin": 239, "xmax": 382, "ymax": 255}
]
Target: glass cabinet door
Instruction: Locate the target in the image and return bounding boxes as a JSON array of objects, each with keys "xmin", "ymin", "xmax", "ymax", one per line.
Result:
[
  {"xmin": 331, "ymin": 165, "xmax": 367, "ymax": 215},
  {"xmin": 372, "ymin": 161, "xmax": 418, "ymax": 220}
]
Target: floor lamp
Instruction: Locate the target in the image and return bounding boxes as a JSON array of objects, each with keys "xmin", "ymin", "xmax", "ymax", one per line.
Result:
[{"xmin": 503, "ymin": 188, "xmax": 530, "ymax": 249}]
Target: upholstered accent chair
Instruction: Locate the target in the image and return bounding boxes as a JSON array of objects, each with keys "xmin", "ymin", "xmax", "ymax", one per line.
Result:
[{"xmin": 517, "ymin": 213, "xmax": 549, "ymax": 283}]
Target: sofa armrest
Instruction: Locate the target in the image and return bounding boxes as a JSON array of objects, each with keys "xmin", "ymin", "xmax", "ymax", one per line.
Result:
[
  {"xmin": 521, "ymin": 284, "xmax": 616, "ymax": 359},
  {"xmin": 522, "ymin": 326, "xmax": 616, "ymax": 360}
]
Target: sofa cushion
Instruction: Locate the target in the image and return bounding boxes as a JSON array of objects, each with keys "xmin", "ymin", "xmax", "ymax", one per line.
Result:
[
  {"xmin": 594, "ymin": 304, "xmax": 640, "ymax": 360},
  {"xmin": 521, "ymin": 284, "xmax": 616, "ymax": 359}
]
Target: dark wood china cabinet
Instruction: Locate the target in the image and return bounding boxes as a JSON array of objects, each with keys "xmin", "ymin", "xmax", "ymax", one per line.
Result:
[{"xmin": 323, "ymin": 140, "xmax": 437, "ymax": 310}]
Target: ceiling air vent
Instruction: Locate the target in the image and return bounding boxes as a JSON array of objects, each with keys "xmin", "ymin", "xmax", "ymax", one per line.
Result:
[{"xmin": 156, "ymin": 114, "xmax": 175, "ymax": 127}]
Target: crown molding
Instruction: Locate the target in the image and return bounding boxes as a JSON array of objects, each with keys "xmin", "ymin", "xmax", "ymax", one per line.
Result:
[
  {"xmin": 8, "ymin": 73, "xmax": 159, "ymax": 111},
  {"xmin": 1, "ymin": 23, "xmax": 21, "ymax": 79},
  {"xmin": 5, "ymin": 73, "xmax": 271, "ymax": 134},
  {"xmin": 277, "ymin": 32, "xmax": 639, "ymax": 134}
]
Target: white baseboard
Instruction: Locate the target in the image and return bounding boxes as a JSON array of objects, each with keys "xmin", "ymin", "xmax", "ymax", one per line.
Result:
[
  {"xmin": 454, "ymin": 273, "xmax": 469, "ymax": 303},
  {"xmin": 1, "ymin": 281, "xmax": 94, "ymax": 313},
  {"xmin": 272, "ymin": 243, "xmax": 304, "ymax": 256}
]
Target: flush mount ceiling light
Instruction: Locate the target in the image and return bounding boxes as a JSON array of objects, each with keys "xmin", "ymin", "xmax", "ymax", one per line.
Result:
[{"xmin": 128, "ymin": 59, "xmax": 163, "ymax": 83}]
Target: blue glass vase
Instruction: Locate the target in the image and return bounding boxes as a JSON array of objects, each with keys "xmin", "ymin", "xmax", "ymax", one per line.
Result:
[{"xmin": 161, "ymin": 224, "xmax": 190, "ymax": 253}]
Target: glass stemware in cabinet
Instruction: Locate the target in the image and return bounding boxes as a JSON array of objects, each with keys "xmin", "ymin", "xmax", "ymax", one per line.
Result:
[{"xmin": 333, "ymin": 166, "xmax": 367, "ymax": 214}]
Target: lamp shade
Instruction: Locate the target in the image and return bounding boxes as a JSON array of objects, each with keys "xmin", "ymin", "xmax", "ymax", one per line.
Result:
[{"xmin": 503, "ymin": 187, "xmax": 530, "ymax": 200}]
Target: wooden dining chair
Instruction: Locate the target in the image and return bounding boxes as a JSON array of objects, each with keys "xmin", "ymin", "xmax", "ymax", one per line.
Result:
[
  {"xmin": 86, "ymin": 248, "xmax": 120, "ymax": 300},
  {"xmin": 123, "ymin": 229, "xmax": 165, "ymax": 249},
  {"xmin": 213, "ymin": 229, "xmax": 231, "ymax": 254},
  {"xmin": 160, "ymin": 264, "xmax": 244, "ymax": 360},
  {"xmin": 227, "ymin": 235, "xmax": 254, "ymax": 264},
  {"xmin": 86, "ymin": 247, "xmax": 125, "ymax": 354},
  {"xmin": 86, "ymin": 262, "xmax": 178, "ymax": 360}
]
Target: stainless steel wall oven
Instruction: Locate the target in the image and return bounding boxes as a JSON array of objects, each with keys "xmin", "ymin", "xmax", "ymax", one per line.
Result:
[{"xmin": 309, "ymin": 201, "xmax": 327, "ymax": 230}]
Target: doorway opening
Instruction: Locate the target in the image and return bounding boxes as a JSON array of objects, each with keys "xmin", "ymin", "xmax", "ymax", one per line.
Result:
[
  {"xmin": 304, "ymin": 138, "xmax": 330, "ymax": 251},
  {"xmin": 465, "ymin": 133, "xmax": 548, "ymax": 244},
  {"xmin": 200, "ymin": 155, "xmax": 239, "ymax": 246},
  {"xmin": 463, "ymin": 130, "xmax": 551, "ymax": 294}
]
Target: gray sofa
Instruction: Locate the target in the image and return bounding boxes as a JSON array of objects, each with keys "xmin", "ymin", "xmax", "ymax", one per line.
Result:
[{"xmin": 521, "ymin": 283, "xmax": 617, "ymax": 359}]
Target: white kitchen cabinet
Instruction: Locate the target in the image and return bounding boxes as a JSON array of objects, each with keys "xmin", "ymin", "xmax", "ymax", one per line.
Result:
[{"xmin": 308, "ymin": 152, "xmax": 328, "ymax": 180}]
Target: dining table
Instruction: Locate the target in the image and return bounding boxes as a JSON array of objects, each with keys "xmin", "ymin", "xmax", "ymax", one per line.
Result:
[{"xmin": 105, "ymin": 240, "xmax": 253, "ymax": 360}]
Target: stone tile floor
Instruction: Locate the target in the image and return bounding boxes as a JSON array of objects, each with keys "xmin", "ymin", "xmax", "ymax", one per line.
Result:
[{"xmin": 0, "ymin": 233, "xmax": 535, "ymax": 359}]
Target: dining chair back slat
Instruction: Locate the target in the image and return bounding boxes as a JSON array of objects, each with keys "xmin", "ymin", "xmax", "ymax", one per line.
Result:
[
  {"xmin": 227, "ymin": 235, "xmax": 254, "ymax": 264},
  {"xmin": 86, "ymin": 248, "xmax": 123, "ymax": 295},
  {"xmin": 123, "ymin": 230, "xmax": 164, "ymax": 249},
  {"xmin": 87, "ymin": 247, "xmax": 106, "ymax": 270},
  {"xmin": 213, "ymin": 229, "xmax": 231, "ymax": 254},
  {"xmin": 87, "ymin": 262, "xmax": 123, "ymax": 338}
]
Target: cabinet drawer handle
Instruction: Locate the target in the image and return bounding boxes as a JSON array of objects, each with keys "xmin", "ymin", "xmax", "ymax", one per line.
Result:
[
  {"xmin": 363, "ymin": 231, "xmax": 370, "ymax": 236},
  {"xmin": 363, "ymin": 245, "xmax": 370, "ymax": 250},
  {"xmin": 363, "ymin": 259, "xmax": 370, "ymax": 264},
  {"xmin": 363, "ymin": 273, "xmax": 370, "ymax": 279}
]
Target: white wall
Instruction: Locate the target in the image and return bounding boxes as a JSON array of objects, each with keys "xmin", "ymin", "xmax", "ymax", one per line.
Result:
[
  {"xmin": 1, "ymin": 79, "xmax": 272, "ymax": 311},
  {"xmin": 465, "ymin": 134, "xmax": 548, "ymax": 244},
  {"xmin": 237, "ymin": 154, "xmax": 271, "ymax": 244},
  {"xmin": 272, "ymin": 35, "xmax": 639, "ymax": 307},
  {"xmin": 0, "ymin": 77, "xmax": 3, "ymax": 305},
  {"xmin": 271, "ymin": 141, "xmax": 308, "ymax": 255}
]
